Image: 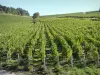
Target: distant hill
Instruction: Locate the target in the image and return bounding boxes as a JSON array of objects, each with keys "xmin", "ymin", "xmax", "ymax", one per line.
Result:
[{"xmin": 41, "ymin": 11, "xmax": 100, "ymax": 18}]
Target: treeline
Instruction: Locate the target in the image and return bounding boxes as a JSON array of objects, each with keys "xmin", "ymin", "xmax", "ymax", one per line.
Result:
[
  {"xmin": 0, "ymin": 4, "xmax": 30, "ymax": 16},
  {"xmin": 59, "ymin": 16, "xmax": 100, "ymax": 19}
]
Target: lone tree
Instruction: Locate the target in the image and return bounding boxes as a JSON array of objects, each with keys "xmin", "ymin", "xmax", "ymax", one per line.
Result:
[{"xmin": 32, "ymin": 12, "xmax": 39, "ymax": 23}]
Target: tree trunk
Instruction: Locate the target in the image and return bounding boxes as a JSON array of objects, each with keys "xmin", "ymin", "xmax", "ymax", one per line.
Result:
[
  {"xmin": 70, "ymin": 55, "xmax": 73, "ymax": 68},
  {"xmin": 83, "ymin": 53, "xmax": 86, "ymax": 67},
  {"xmin": 97, "ymin": 53, "xmax": 100, "ymax": 67},
  {"xmin": 57, "ymin": 56, "xmax": 60, "ymax": 66},
  {"xmin": 44, "ymin": 57, "xmax": 47, "ymax": 69}
]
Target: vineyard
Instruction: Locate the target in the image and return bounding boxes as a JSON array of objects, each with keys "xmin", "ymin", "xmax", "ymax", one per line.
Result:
[{"xmin": 0, "ymin": 14, "xmax": 100, "ymax": 75}]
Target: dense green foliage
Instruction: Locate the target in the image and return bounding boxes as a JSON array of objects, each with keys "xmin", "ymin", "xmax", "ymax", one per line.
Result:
[
  {"xmin": 32, "ymin": 12, "xmax": 39, "ymax": 19},
  {"xmin": 0, "ymin": 14, "xmax": 100, "ymax": 75},
  {"xmin": 32, "ymin": 12, "xmax": 40, "ymax": 23},
  {"xmin": 0, "ymin": 4, "xmax": 30, "ymax": 16}
]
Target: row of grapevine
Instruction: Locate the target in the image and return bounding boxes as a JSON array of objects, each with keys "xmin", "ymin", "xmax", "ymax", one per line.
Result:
[
  {"xmin": 1, "ymin": 15, "xmax": 100, "ymax": 74},
  {"xmin": 45, "ymin": 24, "xmax": 60, "ymax": 68},
  {"xmin": 40, "ymin": 24, "xmax": 46, "ymax": 68},
  {"xmin": 43, "ymin": 18, "xmax": 100, "ymax": 68},
  {"xmin": 47, "ymin": 24, "xmax": 73, "ymax": 65}
]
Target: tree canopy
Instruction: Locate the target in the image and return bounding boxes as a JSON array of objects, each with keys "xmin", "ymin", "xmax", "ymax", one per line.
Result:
[
  {"xmin": 99, "ymin": 8, "xmax": 100, "ymax": 12},
  {"xmin": 32, "ymin": 12, "xmax": 39, "ymax": 19},
  {"xmin": 0, "ymin": 4, "xmax": 30, "ymax": 16}
]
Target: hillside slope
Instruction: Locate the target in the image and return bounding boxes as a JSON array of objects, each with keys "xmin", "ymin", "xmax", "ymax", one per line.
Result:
[
  {"xmin": 41, "ymin": 11, "xmax": 100, "ymax": 18},
  {"xmin": 0, "ymin": 14, "xmax": 100, "ymax": 75}
]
